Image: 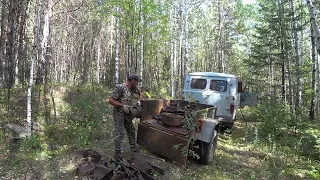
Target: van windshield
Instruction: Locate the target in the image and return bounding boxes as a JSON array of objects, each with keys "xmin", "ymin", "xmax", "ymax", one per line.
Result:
[
  {"xmin": 190, "ymin": 79, "xmax": 207, "ymax": 89},
  {"xmin": 210, "ymin": 80, "xmax": 227, "ymax": 92}
]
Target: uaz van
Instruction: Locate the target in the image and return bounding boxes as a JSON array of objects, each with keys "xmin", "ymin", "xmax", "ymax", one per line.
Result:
[{"xmin": 183, "ymin": 72, "xmax": 257, "ymax": 130}]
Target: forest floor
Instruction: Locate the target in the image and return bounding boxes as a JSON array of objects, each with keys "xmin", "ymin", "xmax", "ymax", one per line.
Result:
[
  {"xmin": 0, "ymin": 120, "xmax": 319, "ymax": 180},
  {"xmin": 0, "ymin": 86, "xmax": 319, "ymax": 180}
]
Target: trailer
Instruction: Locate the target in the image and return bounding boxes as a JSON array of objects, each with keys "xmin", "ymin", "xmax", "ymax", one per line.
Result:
[{"xmin": 137, "ymin": 99, "xmax": 219, "ymax": 165}]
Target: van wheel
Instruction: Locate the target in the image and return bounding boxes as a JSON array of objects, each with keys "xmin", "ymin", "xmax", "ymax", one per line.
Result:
[{"xmin": 198, "ymin": 130, "xmax": 218, "ymax": 164}]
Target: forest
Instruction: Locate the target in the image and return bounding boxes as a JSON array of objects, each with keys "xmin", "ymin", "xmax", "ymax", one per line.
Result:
[{"xmin": 0, "ymin": 0, "xmax": 320, "ymax": 179}]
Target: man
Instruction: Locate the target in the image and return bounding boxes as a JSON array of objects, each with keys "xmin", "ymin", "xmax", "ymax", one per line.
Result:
[{"xmin": 109, "ymin": 74, "xmax": 142, "ymax": 162}]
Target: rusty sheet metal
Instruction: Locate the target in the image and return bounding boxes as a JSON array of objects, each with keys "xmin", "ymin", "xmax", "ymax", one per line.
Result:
[
  {"xmin": 93, "ymin": 165, "xmax": 113, "ymax": 180},
  {"xmin": 147, "ymin": 162, "xmax": 165, "ymax": 175},
  {"xmin": 130, "ymin": 153, "xmax": 153, "ymax": 175},
  {"xmin": 161, "ymin": 106, "xmax": 185, "ymax": 116},
  {"xmin": 76, "ymin": 150, "xmax": 161, "ymax": 180},
  {"xmin": 137, "ymin": 172, "xmax": 145, "ymax": 180},
  {"xmin": 110, "ymin": 171, "xmax": 127, "ymax": 180},
  {"xmin": 121, "ymin": 163, "xmax": 134, "ymax": 178},
  {"xmin": 160, "ymin": 113, "xmax": 184, "ymax": 127},
  {"xmin": 141, "ymin": 100, "xmax": 168, "ymax": 121},
  {"xmin": 142, "ymin": 120, "xmax": 190, "ymax": 137},
  {"xmin": 77, "ymin": 161, "xmax": 95, "ymax": 175},
  {"xmin": 137, "ymin": 123, "xmax": 191, "ymax": 165},
  {"xmin": 140, "ymin": 170, "xmax": 156, "ymax": 180}
]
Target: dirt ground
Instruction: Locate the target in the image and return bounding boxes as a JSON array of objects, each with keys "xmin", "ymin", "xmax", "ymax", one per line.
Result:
[{"xmin": 0, "ymin": 121, "xmax": 318, "ymax": 180}]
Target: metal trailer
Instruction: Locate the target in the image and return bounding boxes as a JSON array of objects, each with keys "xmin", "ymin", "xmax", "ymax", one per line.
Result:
[{"xmin": 137, "ymin": 99, "xmax": 219, "ymax": 165}]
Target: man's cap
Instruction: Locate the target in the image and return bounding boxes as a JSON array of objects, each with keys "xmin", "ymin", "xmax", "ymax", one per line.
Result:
[{"xmin": 127, "ymin": 74, "xmax": 142, "ymax": 82}]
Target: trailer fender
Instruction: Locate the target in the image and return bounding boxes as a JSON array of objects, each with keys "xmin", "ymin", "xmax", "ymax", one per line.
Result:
[{"xmin": 194, "ymin": 118, "xmax": 219, "ymax": 143}]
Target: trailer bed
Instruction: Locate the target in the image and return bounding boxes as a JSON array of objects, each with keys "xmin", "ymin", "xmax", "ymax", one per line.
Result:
[
  {"xmin": 141, "ymin": 119, "xmax": 190, "ymax": 137},
  {"xmin": 137, "ymin": 122, "xmax": 191, "ymax": 165},
  {"xmin": 137, "ymin": 99, "xmax": 216, "ymax": 165}
]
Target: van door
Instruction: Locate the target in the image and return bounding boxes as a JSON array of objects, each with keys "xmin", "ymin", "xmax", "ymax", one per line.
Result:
[
  {"xmin": 240, "ymin": 92, "xmax": 258, "ymax": 107},
  {"xmin": 207, "ymin": 79, "xmax": 232, "ymax": 120},
  {"xmin": 183, "ymin": 76, "xmax": 208, "ymax": 103}
]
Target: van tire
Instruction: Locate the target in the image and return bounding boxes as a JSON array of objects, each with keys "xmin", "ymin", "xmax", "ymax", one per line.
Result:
[{"xmin": 198, "ymin": 130, "xmax": 218, "ymax": 164}]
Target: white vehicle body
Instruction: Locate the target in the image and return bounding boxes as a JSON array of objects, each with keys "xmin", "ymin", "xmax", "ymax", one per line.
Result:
[{"xmin": 183, "ymin": 72, "xmax": 241, "ymax": 128}]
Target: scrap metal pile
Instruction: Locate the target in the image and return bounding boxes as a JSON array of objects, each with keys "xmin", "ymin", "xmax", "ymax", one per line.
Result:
[{"xmin": 75, "ymin": 149, "xmax": 164, "ymax": 180}]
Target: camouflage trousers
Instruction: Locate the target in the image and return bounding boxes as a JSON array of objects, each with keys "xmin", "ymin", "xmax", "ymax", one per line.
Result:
[{"xmin": 113, "ymin": 108, "xmax": 136, "ymax": 161}]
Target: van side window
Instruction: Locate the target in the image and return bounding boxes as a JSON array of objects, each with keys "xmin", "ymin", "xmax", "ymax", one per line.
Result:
[
  {"xmin": 190, "ymin": 79, "xmax": 207, "ymax": 89},
  {"xmin": 210, "ymin": 80, "xmax": 227, "ymax": 92}
]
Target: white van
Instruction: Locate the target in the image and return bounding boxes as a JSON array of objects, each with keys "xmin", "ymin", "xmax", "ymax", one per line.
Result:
[{"xmin": 183, "ymin": 72, "xmax": 257, "ymax": 129}]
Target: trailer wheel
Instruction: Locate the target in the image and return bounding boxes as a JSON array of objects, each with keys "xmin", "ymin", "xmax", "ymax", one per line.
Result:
[{"xmin": 198, "ymin": 130, "xmax": 218, "ymax": 164}]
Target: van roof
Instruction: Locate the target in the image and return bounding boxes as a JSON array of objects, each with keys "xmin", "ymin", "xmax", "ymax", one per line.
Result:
[{"xmin": 188, "ymin": 72, "xmax": 237, "ymax": 78}]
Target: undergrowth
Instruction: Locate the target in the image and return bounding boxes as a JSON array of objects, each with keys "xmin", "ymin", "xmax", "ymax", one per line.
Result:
[
  {"xmin": 234, "ymin": 100, "xmax": 320, "ymax": 179},
  {"xmin": 1, "ymin": 86, "xmax": 319, "ymax": 179}
]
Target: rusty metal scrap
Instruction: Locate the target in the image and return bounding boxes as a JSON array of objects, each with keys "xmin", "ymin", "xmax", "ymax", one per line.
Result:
[
  {"xmin": 76, "ymin": 149, "xmax": 164, "ymax": 180},
  {"xmin": 160, "ymin": 106, "xmax": 185, "ymax": 116}
]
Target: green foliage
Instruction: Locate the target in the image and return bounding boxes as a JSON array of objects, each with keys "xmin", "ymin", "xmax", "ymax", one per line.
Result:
[
  {"xmin": 172, "ymin": 143, "xmax": 199, "ymax": 160},
  {"xmin": 64, "ymin": 86, "xmax": 109, "ymax": 124},
  {"xmin": 241, "ymin": 100, "xmax": 320, "ymax": 160},
  {"xmin": 182, "ymin": 111, "xmax": 197, "ymax": 131},
  {"xmin": 21, "ymin": 134, "xmax": 44, "ymax": 151},
  {"xmin": 183, "ymin": 108, "xmax": 208, "ymax": 131},
  {"xmin": 48, "ymin": 85, "xmax": 112, "ymax": 148}
]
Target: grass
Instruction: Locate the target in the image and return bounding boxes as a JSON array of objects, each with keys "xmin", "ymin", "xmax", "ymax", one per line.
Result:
[
  {"xmin": 173, "ymin": 122, "xmax": 319, "ymax": 180},
  {"xmin": 0, "ymin": 85, "xmax": 319, "ymax": 179}
]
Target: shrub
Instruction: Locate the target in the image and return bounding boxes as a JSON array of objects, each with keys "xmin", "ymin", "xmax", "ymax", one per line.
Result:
[{"xmin": 243, "ymin": 100, "xmax": 320, "ymax": 159}]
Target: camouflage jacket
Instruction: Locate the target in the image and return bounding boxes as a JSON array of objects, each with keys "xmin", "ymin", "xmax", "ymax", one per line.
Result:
[{"xmin": 111, "ymin": 83, "xmax": 140, "ymax": 111}]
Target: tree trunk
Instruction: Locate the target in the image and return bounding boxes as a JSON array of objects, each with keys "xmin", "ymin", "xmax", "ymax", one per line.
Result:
[
  {"xmin": 16, "ymin": 0, "xmax": 29, "ymax": 87},
  {"xmin": 41, "ymin": 0, "xmax": 52, "ymax": 122},
  {"xmin": 292, "ymin": 0, "xmax": 302, "ymax": 116},
  {"xmin": 97, "ymin": 31, "xmax": 102, "ymax": 84},
  {"xmin": 115, "ymin": 7, "xmax": 120, "ymax": 84},
  {"xmin": 179, "ymin": 3, "xmax": 184, "ymax": 91},
  {"xmin": 217, "ymin": 0, "xmax": 223, "ymax": 72},
  {"xmin": 0, "ymin": 0, "xmax": 7, "ymax": 87},
  {"xmin": 310, "ymin": 26, "xmax": 316, "ymax": 120},
  {"xmin": 170, "ymin": 8, "xmax": 174, "ymax": 98},
  {"xmin": 183, "ymin": 2, "xmax": 188, "ymax": 84},
  {"xmin": 286, "ymin": 61, "xmax": 294, "ymax": 113},
  {"xmin": 279, "ymin": 0, "xmax": 286, "ymax": 101},
  {"xmin": 27, "ymin": 0, "xmax": 41, "ymax": 136},
  {"xmin": 317, "ymin": 49, "xmax": 320, "ymax": 114},
  {"xmin": 306, "ymin": 0, "xmax": 320, "ymax": 55},
  {"xmin": 140, "ymin": 7, "xmax": 144, "ymax": 91},
  {"xmin": 6, "ymin": 0, "xmax": 18, "ymax": 92}
]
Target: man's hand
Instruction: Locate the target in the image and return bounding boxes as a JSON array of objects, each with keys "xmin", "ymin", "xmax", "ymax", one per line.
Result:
[{"xmin": 123, "ymin": 105, "xmax": 131, "ymax": 114}]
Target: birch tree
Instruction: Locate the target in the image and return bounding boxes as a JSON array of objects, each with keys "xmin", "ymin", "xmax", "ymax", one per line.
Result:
[
  {"xmin": 306, "ymin": 0, "xmax": 320, "ymax": 117},
  {"xmin": 170, "ymin": 8, "xmax": 175, "ymax": 98},
  {"xmin": 41, "ymin": 0, "xmax": 53, "ymax": 121},
  {"xmin": 115, "ymin": 6, "xmax": 120, "ymax": 84},
  {"xmin": 140, "ymin": 2, "xmax": 144, "ymax": 90},
  {"xmin": 306, "ymin": 0, "xmax": 320, "ymax": 55},
  {"xmin": 291, "ymin": 0, "xmax": 303, "ymax": 115},
  {"xmin": 27, "ymin": 0, "xmax": 41, "ymax": 136},
  {"xmin": 310, "ymin": 26, "xmax": 316, "ymax": 120}
]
